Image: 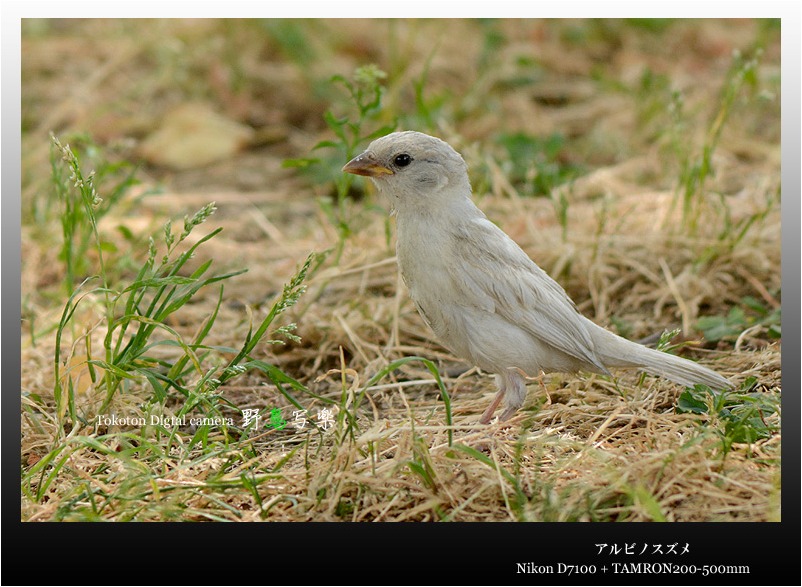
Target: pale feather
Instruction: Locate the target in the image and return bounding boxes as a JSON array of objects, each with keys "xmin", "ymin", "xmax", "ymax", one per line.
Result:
[{"xmin": 343, "ymin": 130, "xmax": 733, "ymax": 422}]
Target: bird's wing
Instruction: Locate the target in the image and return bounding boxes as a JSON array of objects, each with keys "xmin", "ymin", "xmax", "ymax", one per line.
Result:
[{"xmin": 448, "ymin": 218, "xmax": 609, "ymax": 372}]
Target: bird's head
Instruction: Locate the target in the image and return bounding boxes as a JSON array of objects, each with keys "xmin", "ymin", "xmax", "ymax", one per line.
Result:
[{"xmin": 342, "ymin": 131, "xmax": 471, "ymax": 211}]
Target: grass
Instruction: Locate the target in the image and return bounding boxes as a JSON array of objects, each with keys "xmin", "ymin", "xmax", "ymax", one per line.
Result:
[
  {"xmin": 670, "ymin": 49, "xmax": 764, "ymax": 236},
  {"xmin": 283, "ymin": 64, "xmax": 397, "ymax": 252},
  {"xmin": 20, "ymin": 19, "xmax": 781, "ymax": 523}
]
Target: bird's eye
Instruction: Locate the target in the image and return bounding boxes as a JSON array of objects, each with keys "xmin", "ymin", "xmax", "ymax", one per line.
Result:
[{"xmin": 393, "ymin": 153, "xmax": 413, "ymax": 167}]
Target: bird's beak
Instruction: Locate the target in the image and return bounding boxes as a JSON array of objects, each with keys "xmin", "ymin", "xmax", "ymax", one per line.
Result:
[{"xmin": 342, "ymin": 152, "xmax": 394, "ymax": 177}]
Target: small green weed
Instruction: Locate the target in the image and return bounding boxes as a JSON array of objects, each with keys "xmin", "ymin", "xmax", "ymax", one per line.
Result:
[
  {"xmin": 494, "ymin": 132, "xmax": 582, "ymax": 241},
  {"xmin": 284, "ymin": 65, "xmax": 396, "ymax": 250},
  {"xmin": 670, "ymin": 50, "xmax": 762, "ymax": 234},
  {"xmin": 47, "ymin": 134, "xmax": 144, "ymax": 293},
  {"xmin": 26, "ymin": 136, "xmax": 325, "ymax": 515},
  {"xmin": 633, "ymin": 67, "xmax": 674, "ymax": 136},
  {"xmin": 48, "ymin": 135, "xmax": 317, "ymax": 439},
  {"xmin": 696, "ymin": 296, "xmax": 781, "ymax": 343},
  {"xmin": 676, "ymin": 376, "xmax": 779, "ymax": 455},
  {"xmin": 656, "ymin": 327, "xmax": 683, "ymax": 351},
  {"xmin": 405, "ymin": 434, "xmax": 448, "ymax": 520},
  {"xmin": 496, "ymin": 131, "xmax": 583, "ymax": 198}
]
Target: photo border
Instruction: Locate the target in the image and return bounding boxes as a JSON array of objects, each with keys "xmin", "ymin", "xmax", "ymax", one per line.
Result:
[{"xmin": 3, "ymin": 4, "xmax": 798, "ymax": 584}]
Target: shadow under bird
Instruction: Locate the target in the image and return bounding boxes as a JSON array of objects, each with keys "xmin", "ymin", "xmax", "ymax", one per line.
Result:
[{"xmin": 343, "ymin": 131, "xmax": 733, "ymax": 424}]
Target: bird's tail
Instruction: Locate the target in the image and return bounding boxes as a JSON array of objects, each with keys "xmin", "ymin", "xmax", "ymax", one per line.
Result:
[{"xmin": 585, "ymin": 317, "xmax": 733, "ymax": 391}]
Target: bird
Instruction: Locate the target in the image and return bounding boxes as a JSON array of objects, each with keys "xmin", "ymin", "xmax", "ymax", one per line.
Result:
[{"xmin": 343, "ymin": 130, "xmax": 733, "ymax": 424}]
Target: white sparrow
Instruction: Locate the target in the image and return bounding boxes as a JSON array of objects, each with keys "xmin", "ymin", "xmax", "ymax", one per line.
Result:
[{"xmin": 343, "ymin": 131, "xmax": 733, "ymax": 424}]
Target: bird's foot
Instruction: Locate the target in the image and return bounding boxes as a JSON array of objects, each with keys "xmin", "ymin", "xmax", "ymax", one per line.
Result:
[{"xmin": 499, "ymin": 406, "xmax": 520, "ymax": 421}]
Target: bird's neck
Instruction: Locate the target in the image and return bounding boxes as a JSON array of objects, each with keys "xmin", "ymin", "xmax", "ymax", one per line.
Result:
[
  {"xmin": 393, "ymin": 184, "xmax": 481, "ymax": 225},
  {"xmin": 394, "ymin": 193, "xmax": 485, "ymax": 275}
]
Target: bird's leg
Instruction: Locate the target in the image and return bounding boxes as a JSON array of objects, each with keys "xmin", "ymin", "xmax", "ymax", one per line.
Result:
[
  {"xmin": 499, "ymin": 370, "xmax": 528, "ymax": 421},
  {"xmin": 479, "ymin": 374, "xmax": 507, "ymax": 424}
]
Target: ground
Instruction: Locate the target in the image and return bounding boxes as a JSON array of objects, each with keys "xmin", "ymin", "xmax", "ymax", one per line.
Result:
[{"xmin": 20, "ymin": 19, "xmax": 781, "ymax": 522}]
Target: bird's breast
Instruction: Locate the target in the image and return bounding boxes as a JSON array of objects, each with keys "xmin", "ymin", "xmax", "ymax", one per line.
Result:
[{"xmin": 395, "ymin": 214, "xmax": 453, "ymax": 289}]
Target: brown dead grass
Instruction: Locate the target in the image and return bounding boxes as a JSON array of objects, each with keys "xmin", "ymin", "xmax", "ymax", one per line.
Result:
[{"xmin": 20, "ymin": 19, "xmax": 780, "ymax": 522}]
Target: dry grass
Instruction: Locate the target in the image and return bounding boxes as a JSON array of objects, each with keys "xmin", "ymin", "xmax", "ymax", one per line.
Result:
[{"xmin": 20, "ymin": 19, "xmax": 781, "ymax": 523}]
